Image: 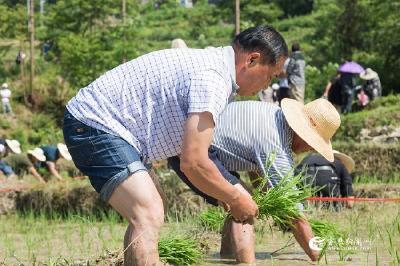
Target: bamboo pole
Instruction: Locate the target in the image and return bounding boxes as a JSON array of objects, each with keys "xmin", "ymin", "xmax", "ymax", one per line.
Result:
[
  {"xmin": 235, "ymin": 0, "xmax": 240, "ymax": 35},
  {"xmin": 121, "ymin": 0, "xmax": 126, "ymax": 63},
  {"xmin": 28, "ymin": 0, "xmax": 35, "ymax": 99}
]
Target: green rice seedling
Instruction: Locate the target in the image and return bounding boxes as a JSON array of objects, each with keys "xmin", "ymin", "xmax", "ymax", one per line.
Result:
[
  {"xmin": 253, "ymin": 172, "xmax": 314, "ymax": 229},
  {"xmin": 198, "ymin": 207, "xmax": 226, "ymax": 232},
  {"xmin": 158, "ymin": 236, "xmax": 203, "ymax": 266},
  {"xmin": 310, "ymin": 219, "xmax": 342, "ymax": 239},
  {"xmin": 309, "ymin": 219, "xmax": 347, "ymax": 261}
]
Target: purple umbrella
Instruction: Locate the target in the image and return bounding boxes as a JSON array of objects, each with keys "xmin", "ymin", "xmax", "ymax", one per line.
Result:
[{"xmin": 338, "ymin": 61, "xmax": 364, "ymax": 74}]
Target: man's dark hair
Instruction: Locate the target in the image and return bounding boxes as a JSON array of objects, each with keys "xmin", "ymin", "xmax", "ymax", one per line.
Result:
[
  {"xmin": 233, "ymin": 25, "xmax": 288, "ymax": 65},
  {"xmin": 292, "ymin": 42, "xmax": 301, "ymax": 52}
]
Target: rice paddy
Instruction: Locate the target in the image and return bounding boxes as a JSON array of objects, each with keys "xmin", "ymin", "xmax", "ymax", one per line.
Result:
[{"xmin": 0, "ymin": 181, "xmax": 399, "ymax": 265}]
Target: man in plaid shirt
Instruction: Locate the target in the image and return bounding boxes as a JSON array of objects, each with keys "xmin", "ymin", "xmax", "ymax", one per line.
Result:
[{"xmin": 64, "ymin": 25, "xmax": 287, "ymax": 265}]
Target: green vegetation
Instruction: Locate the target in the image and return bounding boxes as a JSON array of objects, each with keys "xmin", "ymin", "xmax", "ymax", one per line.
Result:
[{"xmin": 159, "ymin": 236, "xmax": 203, "ymax": 265}]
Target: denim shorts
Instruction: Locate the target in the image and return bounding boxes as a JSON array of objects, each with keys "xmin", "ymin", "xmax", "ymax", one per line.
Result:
[
  {"xmin": 167, "ymin": 149, "xmax": 240, "ymax": 206},
  {"xmin": 0, "ymin": 160, "xmax": 14, "ymax": 176},
  {"xmin": 63, "ymin": 110, "xmax": 148, "ymax": 202}
]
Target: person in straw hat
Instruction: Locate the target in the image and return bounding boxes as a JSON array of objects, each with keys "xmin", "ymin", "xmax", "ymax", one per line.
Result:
[
  {"xmin": 0, "ymin": 139, "xmax": 22, "ymax": 157},
  {"xmin": 38, "ymin": 143, "xmax": 72, "ymax": 181},
  {"xmin": 168, "ymin": 98, "xmax": 341, "ymax": 262},
  {"xmin": 0, "ymin": 147, "xmax": 46, "ymax": 183},
  {"xmin": 297, "ymin": 150, "xmax": 355, "ymax": 209},
  {"xmin": 360, "ymin": 68, "xmax": 382, "ymax": 101}
]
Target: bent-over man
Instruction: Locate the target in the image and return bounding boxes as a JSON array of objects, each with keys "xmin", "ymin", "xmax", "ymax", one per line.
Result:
[
  {"xmin": 63, "ymin": 25, "xmax": 288, "ymax": 265},
  {"xmin": 169, "ymin": 98, "xmax": 341, "ymax": 262}
]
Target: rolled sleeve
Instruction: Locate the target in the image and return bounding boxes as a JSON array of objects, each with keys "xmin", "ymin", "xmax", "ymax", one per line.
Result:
[{"xmin": 187, "ymin": 70, "xmax": 231, "ymax": 124}]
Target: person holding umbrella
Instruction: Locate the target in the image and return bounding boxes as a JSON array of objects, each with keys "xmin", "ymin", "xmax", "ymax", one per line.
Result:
[{"xmin": 338, "ymin": 61, "xmax": 364, "ymax": 114}]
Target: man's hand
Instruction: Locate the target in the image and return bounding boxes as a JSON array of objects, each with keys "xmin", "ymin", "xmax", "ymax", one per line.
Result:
[
  {"xmin": 181, "ymin": 112, "xmax": 258, "ymax": 224},
  {"xmin": 227, "ymin": 191, "xmax": 259, "ymax": 225}
]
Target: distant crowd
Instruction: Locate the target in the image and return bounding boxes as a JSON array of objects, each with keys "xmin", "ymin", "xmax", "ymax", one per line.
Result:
[{"xmin": 256, "ymin": 44, "xmax": 382, "ymax": 114}]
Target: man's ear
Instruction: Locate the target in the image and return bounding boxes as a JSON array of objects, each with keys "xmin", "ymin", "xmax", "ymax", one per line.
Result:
[{"xmin": 246, "ymin": 52, "xmax": 261, "ymax": 67}]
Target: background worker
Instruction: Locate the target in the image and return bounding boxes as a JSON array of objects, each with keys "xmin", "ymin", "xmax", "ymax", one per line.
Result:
[
  {"xmin": 39, "ymin": 143, "xmax": 72, "ymax": 180},
  {"xmin": 297, "ymin": 150, "xmax": 355, "ymax": 209},
  {"xmin": 0, "ymin": 83, "xmax": 13, "ymax": 115},
  {"xmin": 286, "ymin": 43, "xmax": 306, "ymax": 103},
  {"xmin": 1, "ymin": 148, "xmax": 46, "ymax": 183}
]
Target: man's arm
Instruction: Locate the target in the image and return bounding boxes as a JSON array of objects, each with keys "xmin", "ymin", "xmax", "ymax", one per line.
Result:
[
  {"xmin": 28, "ymin": 166, "xmax": 46, "ymax": 183},
  {"xmin": 180, "ymin": 112, "xmax": 258, "ymax": 223},
  {"xmin": 323, "ymin": 81, "xmax": 333, "ymax": 97},
  {"xmin": 46, "ymin": 161, "xmax": 63, "ymax": 180},
  {"xmin": 291, "ymin": 217, "xmax": 319, "ymax": 261}
]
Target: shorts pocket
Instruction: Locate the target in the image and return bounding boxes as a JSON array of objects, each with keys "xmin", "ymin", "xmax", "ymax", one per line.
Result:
[{"xmin": 63, "ymin": 122, "xmax": 94, "ymax": 166}]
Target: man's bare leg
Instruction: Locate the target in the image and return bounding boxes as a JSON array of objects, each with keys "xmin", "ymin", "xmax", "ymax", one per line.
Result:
[
  {"xmin": 108, "ymin": 171, "xmax": 164, "ymax": 266},
  {"xmin": 291, "ymin": 217, "xmax": 319, "ymax": 261},
  {"xmin": 220, "ymin": 184, "xmax": 256, "ymax": 264}
]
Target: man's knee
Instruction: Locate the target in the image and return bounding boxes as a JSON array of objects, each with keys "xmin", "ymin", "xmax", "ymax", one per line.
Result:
[{"xmin": 129, "ymin": 202, "xmax": 164, "ymax": 230}]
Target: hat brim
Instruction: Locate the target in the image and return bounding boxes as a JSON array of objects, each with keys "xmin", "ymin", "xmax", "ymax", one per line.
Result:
[
  {"xmin": 333, "ymin": 150, "xmax": 355, "ymax": 173},
  {"xmin": 281, "ymin": 98, "xmax": 334, "ymax": 162},
  {"xmin": 28, "ymin": 150, "xmax": 46, "ymax": 162},
  {"xmin": 5, "ymin": 139, "xmax": 21, "ymax": 154},
  {"xmin": 360, "ymin": 72, "xmax": 378, "ymax": 80},
  {"xmin": 57, "ymin": 143, "xmax": 72, "ymax": 161}
]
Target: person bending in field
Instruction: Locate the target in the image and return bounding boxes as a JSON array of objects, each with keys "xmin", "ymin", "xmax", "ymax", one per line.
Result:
[
  {"xmin": 168, "ymin": 98, "xmax": 341, "ymax": 263},
  {"xmin": 297, "ymin": 150, "xmax": 355, "ymax": 210},
  {"xmin": 64, "ymin": 25, "xmax": 288, "ymax": 265}
]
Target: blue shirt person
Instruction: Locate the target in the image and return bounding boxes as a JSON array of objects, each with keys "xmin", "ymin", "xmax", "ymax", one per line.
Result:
[{"xmin": 39, "ymin": 143, "xmax": 72, "ymax": 180}]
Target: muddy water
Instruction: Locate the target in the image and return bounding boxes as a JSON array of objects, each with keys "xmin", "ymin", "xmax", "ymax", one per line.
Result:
[{"xmin": 202, "ymin": 233, "xmax": 393, "ymax": 265}]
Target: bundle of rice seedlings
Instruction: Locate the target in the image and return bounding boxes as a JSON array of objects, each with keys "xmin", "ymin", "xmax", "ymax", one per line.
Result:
[
  {"xmin": 310, "ymin": 219, "xmax": 342, "ymax": 239},
  {"xmin": 159, "ymin": 236, "xmax": 203, "ymax": 265},
  {"xmin": 198, "ymin": 207, "xmax": 226, "ymax": 232},
  {"xmin": 252, "ymin": 172, "xmax": 314, "ymax": 229},
  {"xmin": 309, "ymin": 219, "xmax": 350, "ymax": 261}
]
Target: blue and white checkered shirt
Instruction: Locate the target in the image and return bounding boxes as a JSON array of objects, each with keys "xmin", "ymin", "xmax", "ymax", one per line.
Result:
[
  {"xmin": 211, "ymin": 101, "xmax": 294, "ymax": 187},
  {"xmin": 66, "ymin": 46, "xmax": 238, "ymax": 162}
]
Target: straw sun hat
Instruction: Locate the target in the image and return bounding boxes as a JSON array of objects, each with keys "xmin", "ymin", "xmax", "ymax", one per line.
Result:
[
  {"xmin": 360, "ymin": 68, "xmax": 378, "ymax": 80},
  {"xmin": 57, "ymin": 143, "xmax": 72, "ymax": 161},
  {"xmin": 281, "ymin": 98, "xmax": 341, "ymax": 162},
  {"xmin": 5, "ymin": 139, "xmax": 21, "ymax": 154},
  {"xmin": 333, "ymin": 150, "xmax": 355, "ymax": 173},
  {"xmin": 27, "ymin": 147, "xmax": 46, "ymax": 162}
]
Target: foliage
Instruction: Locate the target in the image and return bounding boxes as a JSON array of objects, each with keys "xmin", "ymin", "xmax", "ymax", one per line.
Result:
[
  {"xmin": 0, "ymin": 0, "xmax": 399, "ymax": 141},
  {"xmin": 305, "ymin": 62, "xmax": 339, "ymax": 101},
  {"xmin": 0, "ymin": 4, "xmax": 26, "ymax": 39}
]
